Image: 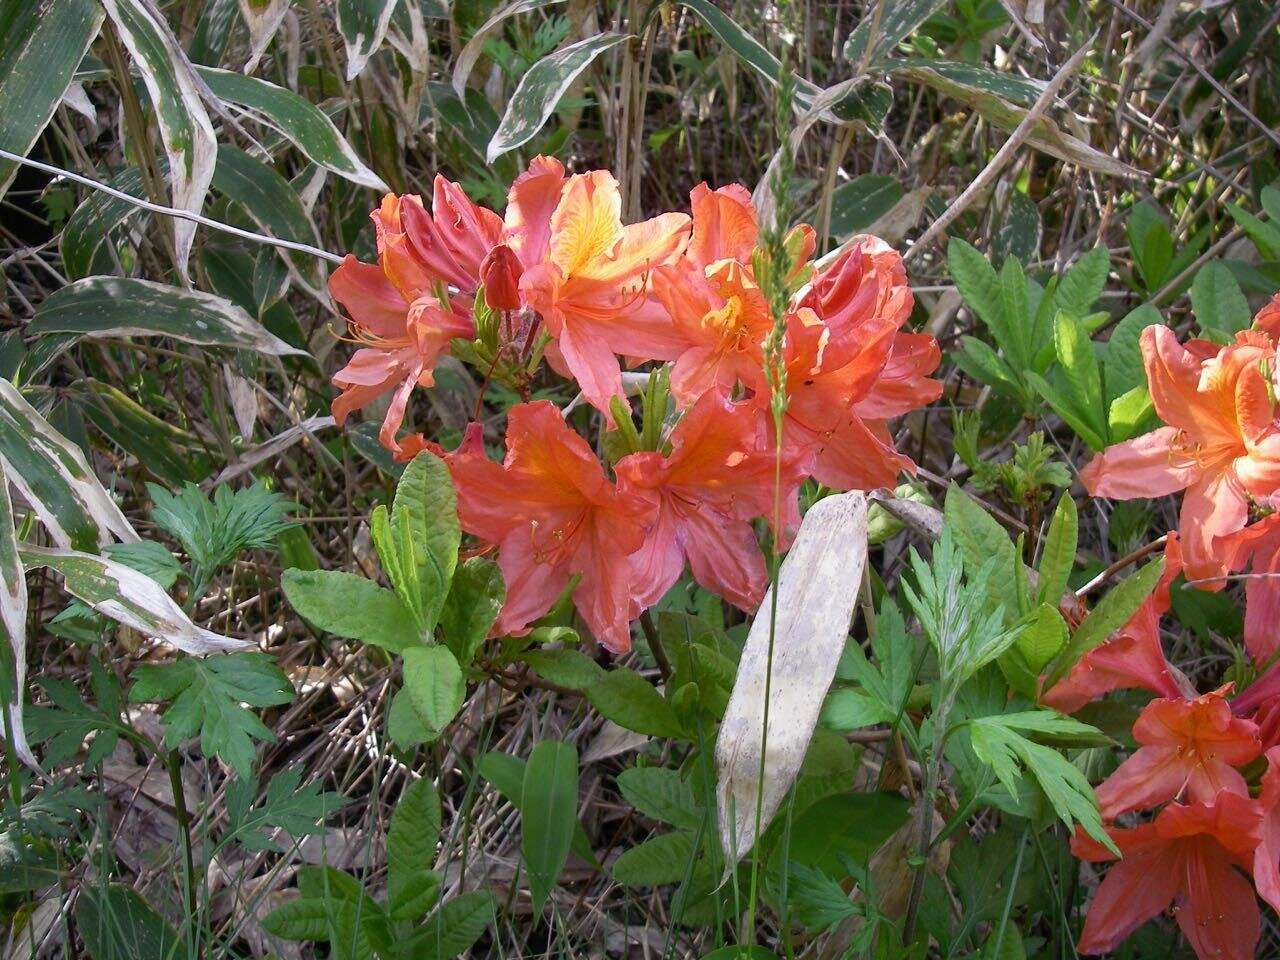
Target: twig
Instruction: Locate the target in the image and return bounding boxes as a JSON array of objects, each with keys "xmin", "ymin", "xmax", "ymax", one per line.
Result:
[
  {"xmin": 1074, "ymin": 534, "xmax": 1167, "ymax": 599},
  {"xmin": 0, "ymin": 147, "xmax": 344, "ymax": 265},
  {"xmin": 904, "ymin": 33, "xmax": 1098, "ymax": 265}
]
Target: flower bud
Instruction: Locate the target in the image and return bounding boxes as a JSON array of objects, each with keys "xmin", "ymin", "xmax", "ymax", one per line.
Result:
[{"xmin": 480, "ymin": 244, "xmax": 522, "ymax": 311}]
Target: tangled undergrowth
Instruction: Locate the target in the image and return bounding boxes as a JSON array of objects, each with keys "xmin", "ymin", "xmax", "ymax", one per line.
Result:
[{"xmin": 2, "ymin": 1, "xmax": 1280, "ymax": 959}]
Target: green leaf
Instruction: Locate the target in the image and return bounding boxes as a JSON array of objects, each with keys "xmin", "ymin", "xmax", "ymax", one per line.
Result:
[
  {"xmin": 410, "ymin": 890, "xmax": 496, "ymax": 959},
  {"xmin": 440, "ymin": 557, "xmax": 504, "ymax": 666},
  {"xmin": 402, "ymin": 645, "xmax": 465, "ymax": 739},
  {"xmin": 820, "ymin": 688, "xmax": 889, "ymax": 731},
  {"xmin": 954, "ymin": 336, "xmax": 1021, "ymax": 398},
  {"xmin": 76, "ymin": 884, "xmax": 181, "ymax": 960},
  {"xmin": 1127, "ymin": 201, "xmax": 1173, "ymax": 290},
  {"xmin": 586, "ymin": 668, "xmax": 686, "ymax": 739},
  {"xmin": 283, "ymin": 569, "xmax": 417, "ymax": 652},
  {"xmin": 1026, "ymin": 369, "xmax": 1106, "ymax": 453},
  {"xmin": 0, "ymin": 460, "xmax": 30, "ymax": 765},
  {"xmin": 1045, "ymin": 557, "xmax": 1165, "ymax": 686},
  {"xmin": 994, "ymin": 191, "xmax": 1042, "ymax": 264},
  {"xmin": 78, "ymin": 379, "xmax": 206, "ymax": 485},
  {"xmin": 388, "ymin": 778, "xmax": 443, "ymax": 920},
  {"xmin": 889, "ymin": 58, "xmax": 1045, "ymax": 105},
  {"xmin": 1108, "ymin": 385, "xmax": 1155, "ymax": 443},
  {"xmin": 521, "ymin": 740, "xmax": 578, "ymax": 912},
  {"xmin": 477, "ymin": 750, "xmax": 595, "ymax": 863},
  {"xmin": 195, "ymin": 66, "xmax": 386, "ymax": 190},
  {"xmin": 523, "ymin": 648, "xmax": 606, "ymax": 690},
  {"xmin": 968, "ymin": 713, "xmax": 1115, "ymax": 852},
  {"xmin": 59, "ymin": 166, "xmax": 146, "ymax": 280},
  {"xmin": 1051, "ymin": 312, "xmax": 1107, "ymax": 448},
  {"xmin": 1036, "ymin": 494, "xmax": 1077, "ymax": 607},
  {"xmin": 385, "ymin": 452, "xmax": 460, "ymax": 638},
  {"xmin": 1227, "ymin": 202, "xmax": 1280, "ymax": 261},
  {"xmin": 1190, "ymin": 261, "xmax": 1252, "ymax": 342},
  {"xmin": 942, "ymin": 485, "xmax": 1019, "ymax": 617},
  {"xmin": 1104, "ymin": 303, "xmax": 1161, "ymax": 401},
  {"xmin": 336, "ymin": 0, "xmax": 397, "ymax": 80},
  {"xmin": 210, "ymin": 145, "xmax": 321, "ymax": 284},
  {"xmin": 225, "ymin": 769, "xmax": 343, "ymax": 852},
  {"xmin": 949, "ymin": 239, "xmax": 1009, "ymax": 344},
  {"xmin": 130, "ymin": 652, "xmax": 293, "ymax": 778},
  {"xmin": 617, "ymin": 766, "xmax": 701, "ymax": 829},
  {"xmin": 786, "ymin": 791, "xmax": 911, "ymax": 873},
  {"xmin": 0, "ymin": 0, "xmax": 102, "ymax": 200},
  {"xmin": 99, "ymin": 0, "xmax": 216, "ymax": 281},
  {"xmin": 611, "ymin": 830, "xmax": 696, "ymax": 887},
  {"xmin": 786, "ymin": 861, "xmax": 860, "ymax": 931},
  {"xmin": 1015, "ymin": 603, "xmax": 1068, "ymax": 674},
  {"xmin": 487, "ymin": 33, "xmax": 630, "ymax": 162},
  {"xmin": 149, "ymin": 481, "xmax": 296, "ymax": 586},
  {"xmin": 0, "ymin": 378, "xmax": 138, "ymax": 550},
  {"xmin": 1045, "ymin": 226, "xmax": 1108, "ymax": 270},
  {"xmin": 262, "ymin": 897, "xmax": 331, "ymax": 941},
  {"xmin": 29, "ymin": 277, "xmax": 307, "ymax": 357},
  {"xmin": 997, "ymin": 255, "xmax": 1031, "ymax": 371},
  {"xmin": 104, "ymin": 541, "xmax": 183, "ymax": 590}
]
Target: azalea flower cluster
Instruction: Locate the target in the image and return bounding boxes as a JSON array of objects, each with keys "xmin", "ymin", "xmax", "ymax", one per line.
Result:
[
  {"xmin": 327, "ymin": 158, "xmax": 941, "ymax": 653},
  {"xmin": 1052, "ymin": 294, "xmax": 1280, "ymax": 960}
]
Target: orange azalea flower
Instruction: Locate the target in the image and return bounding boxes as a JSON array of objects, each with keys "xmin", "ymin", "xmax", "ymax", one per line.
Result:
[
  {"xmin": 439, "ymin": 401, "xmax": 656, "ymax": 654},
  {"xmin": 329, "ymin": 258, "xmax": 473, "ymax": 456},
  {"xmin": 329, "ymin": 178, "xmax": 504, "ymax": 454},
  {"xmin": 1072, "ymin": 793, "xmax": 1262, "ymax": 960},
  {"xmin": 1043, "ymin": 535, "xmax": 1192, "ymax": 713},
  {"xmin": 520, "ymin": 170, "xmax": 691, "ymax": 416},
  {"xmin": 1254, "ymin": 747, "xmax": 1280, "ymax": 913},
  {"xmin": 614, "ymin": 391, "xmax": 804, "ymax": 613},
  {"xmin": 754, "ymin": 236, "xmax": 935, "ymax": 491},
  {"xmin": 1081, "ymin": 324, "xmax": 1280, "ymax": 582},
  {"xmin": 1218, "ymin": 511, "xmax": 1280, "ymax": 662},
  {"xmin": 1093, "ymin": 686, "xmax": 1261, "ymax": 819},
  {"xmin": 650, "ymin": 185, "xmax": 775, "ymax": 406}
]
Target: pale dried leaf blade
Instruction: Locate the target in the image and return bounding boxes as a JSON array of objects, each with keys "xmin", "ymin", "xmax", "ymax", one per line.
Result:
[
  {"xmin": 0, "ymin": 461, "xmax": 33, "ymax": 767},
  {"xmin": 21, "ymin": 545, "xmax": 249, "ymax": 654},
  {"xmin": 237, "ymin": 0, "xmax": 291, "ymax": 71},
  {"xmin": 715, "ymin": 491, "xmax": 869, "ymax": 865}
]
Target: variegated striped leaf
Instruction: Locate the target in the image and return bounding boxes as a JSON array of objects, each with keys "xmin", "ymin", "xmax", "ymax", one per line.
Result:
[
  {"xmin": 337, "ymin": 0, "xmax": 398, "ymax": 81},
  {"xmin": 0, "ymin": 461, "xmax": 33, "ymax": 767},
  {"xmin": 237, "ymin": 0, "xmax": 291, "ymax": 70},
  {"xmin": 99, "ymin": 0, "xmax": 217, "ymax": 281},
  {"xmin": 452, "ymin": 0, "xmax": 566, "ymax": 98},
  {"xmin": 28, "ymin": 277, "xmax": 308, "ymax": 358},
  {"xmin": 0, "ymin": 378, "xmax": 139, "ymax": 552},
  {"xmin": 20, "ymin": 545, "xmax": 248, "ymax": 654},
  {"xmin": 0, "ymin": 0, "xmax": 103, "ymax": 200}
]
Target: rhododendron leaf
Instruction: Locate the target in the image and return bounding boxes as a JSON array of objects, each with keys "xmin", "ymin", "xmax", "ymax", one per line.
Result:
[
  {"xmin": 1103, "ymin": 303, "xmax": 1162, "ymax": 401},
  {"xmin": 487, "ymin": 33, "xmax": 629, "ymax": 162},
  {"xmin": 439, "ymin": 557, "xmax": 504, "ymax": 667},
  {"xmin": 520, "ymin": 740, "xmax": 578, "ymax": 913},
  {"xmin": 617, "ymin": 767, "xmax": 701, "ymax": 829},
  {"xmin": 1035, "ymin": 494, "xmax": 1077, "ymax": 607},
  {"xmin": 1045, "ymin": 557, "xmax": 1164, "ymax": 687},
  {"xmin": 950, "ymin": 239, "xmax": 1009, "ymax": 341},
  {"xmin": 1014, "ymin": 604, "xmax": 1068, "ymax": 674},
  {"xmin": 402, "ymin": 645, "xmax": 464, "ymax": 739},
  {"xmin": 1052, "ymin": 247, "xmax": 1110, "ymax": 320},
  {"xmin": 955, "ymin": 336, "xmax": 1024, "ymax": 403},
  {"xmin": 522, "ymin": 649, "xmax": 605, "ymax": 691},
  {"xmin": 587, "ymin": 668, "xmax": 686, "ymax": 740},
  {"xmin": 407, "ymin": 891, "xmax": 495, "ymax": 958},
  {"xmin": 1227, "ymin": 201, "xmax": 1280, "ymax": 261},
  {"xmin": 1190, "ymin": 261, "xmax": 1251, "ymax": 343},
  {"xmin": 1107, "ymin": 385, "xmax": 1155, "ymax": 443},
  {"xmin": 1127, "ymin": 201, "xmax": 1174, "ymax": 290},
  {"xmin": 282, "ymin": 569, "xmax": 416, "ymax": 653},
  {"xmin": 997, "ymin": 255, "xmax": 1032, "ymax": 372},
  {"xmin": 386, "ymin": 779, "xmax": 442, "ymax": 921},
  {"xmin": 383, "ymin": 452, "xmax": 459, "ymax": 639},
  {"xmin": 1026, "ymin": 369, "xmax": 1106, "ymax": 453}
]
